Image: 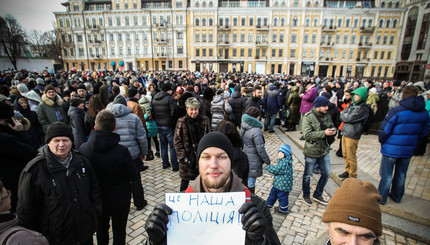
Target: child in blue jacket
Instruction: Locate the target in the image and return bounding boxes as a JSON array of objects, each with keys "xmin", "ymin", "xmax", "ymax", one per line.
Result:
[{"xmin": 266, "ymin": 144, "xmax": 293, "ymax": 215}]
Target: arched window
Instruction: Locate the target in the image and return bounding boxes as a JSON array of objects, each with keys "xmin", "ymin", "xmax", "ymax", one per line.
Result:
[
  {"xmin": 313, "ymin": 18, "xmax": 319, "ymax": 27},
  {"xmin": 280, "ymin": 17, "xmax": 286, "ymax": 26},
  {"xmin": 195, "ymin": 18, "xmax": 200, "ymax": 26},
  {"xmin": 362, "ymin": 19, "xmax": 366, "ymax": 27},
  {"xmin": 306, "ymin": 1, "xmax": 311, "ymax": 7},
  {"xmin": 281, "ymin": 1, "xmax": 286, "ymax": 7},
  {"xmin": 378, "ymin": 19, "xmax": 384, "ymax": 27},
  {"xmin": 202, "ymin": 1, "xmax": 206, "ymax": 7},
  {"xmin": 209, "ymin": 18, "xmax": 214, "ymax": 26},
  {"xmin": 273, "ymin": 18, "xmax": 278, "ymax": 26},
  {"xmin": 393, "ymin": 19, "xmax": 398, "ymax": 28},
  {"xmin": 385, "ymin": 19, "xmax": 391, "ymax": 28},
  {"xmin": 195, "ymin": 1, "xmax": 199, "ymax": 7},
  {"xmin": 202, "ymin": 18, "xmax": 207, "ymax": 26},
  {"xmin": 337, "ymin": 18, "xmax": 342, "ymax": 27},
  {"xmin": 219, "ymin": 18, "xmax": 223, "ymax": 26},
  {"xmin": 274, "ymin": 1, "xmax": 279, "ymax": 7},
  {"xmin": 395, "ymin": 1, "xmax": 400, "ymax": 8},
  {"xmin": 388, "ymin": 1, "xmax": 392, "ymax": 8},
  {"xmin": 292, "ymin": 17, "xmax": 298, "ymax": 26},
  {"xmin": 315, "ymin": 1, "xmax": 319, "ymax": 7},
  {"xmin": 209, "ymin": 1, "xmax": 213, "ymax": 7},
  {"xmin": 381, "ymin": 1, "xmax": 385, "ymax": 8},
  {"xmin": 305, "ymin": 18, "xmax": 310, "ymax": 26}
]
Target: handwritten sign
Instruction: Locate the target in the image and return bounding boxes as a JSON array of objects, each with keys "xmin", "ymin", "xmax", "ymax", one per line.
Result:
[{"xmin": 165, "ymin": 192, "xmax": 246, "ymax": 245}]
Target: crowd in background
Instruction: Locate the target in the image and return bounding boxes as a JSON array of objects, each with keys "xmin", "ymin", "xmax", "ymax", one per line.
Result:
[{"xmin": 1, "ymin": 68, "xmax": 429, "ymax": 244}]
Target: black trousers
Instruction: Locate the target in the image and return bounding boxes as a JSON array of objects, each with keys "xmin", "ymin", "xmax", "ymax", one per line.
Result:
[{"xmin": 97, "ymin": 201, "xmax": 130, "ymax": 245}]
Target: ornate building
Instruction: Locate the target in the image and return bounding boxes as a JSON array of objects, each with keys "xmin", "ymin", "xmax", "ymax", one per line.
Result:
[
  {"xmin": 394, "ymin": 0, "xmax": 430, "ymax": 81},
  {"xmin": 55, "ymin": 0, "xmax": 406, "ymax": 78}
]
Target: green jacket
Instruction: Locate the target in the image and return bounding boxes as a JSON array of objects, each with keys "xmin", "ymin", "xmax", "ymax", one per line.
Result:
[
  {"xmin": 37, "ymin": 94, "xmax": 69, "ymax": 133},
  {"xmin": 302, "ymin": 108, "xmax": 334, "ymax": 158}
]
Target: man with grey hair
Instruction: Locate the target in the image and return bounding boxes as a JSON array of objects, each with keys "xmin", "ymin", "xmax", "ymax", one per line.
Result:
[{"xmin": 174, "ymin": 97, "xmax": 211, "ymax": 191}]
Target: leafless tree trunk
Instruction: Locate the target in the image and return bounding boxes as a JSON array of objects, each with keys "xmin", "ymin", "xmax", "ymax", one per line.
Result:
[{"xmin": 0, "ymin": 15, "xmax": 26, "ymax": 70}]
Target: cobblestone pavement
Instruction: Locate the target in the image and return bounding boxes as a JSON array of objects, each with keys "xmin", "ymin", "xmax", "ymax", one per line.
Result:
[
  {"xmin": 99, "ymin": 129, "xmax": 427, "ymax": 244},
  {"xmin": 288, "ymin": 129, "xmax": 430, "ymax": 202}
]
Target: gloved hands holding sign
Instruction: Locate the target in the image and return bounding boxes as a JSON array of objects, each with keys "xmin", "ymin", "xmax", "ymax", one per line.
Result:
[
  {"xmin": 239, "ymin": 202, "xmax": 267, "ymax": 245},
  {"xmin": 145, "ymin": 204, "xmax": 172, "ymax": 245}
]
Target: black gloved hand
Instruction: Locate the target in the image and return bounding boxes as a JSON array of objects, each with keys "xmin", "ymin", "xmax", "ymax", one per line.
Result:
[
  {"xmin": 145, "ymin": 204, "xmax": 172, "ymax": 244},
  {"xmin": 239, "ymin": 202, "xmax": 267, "ymax": 244}
]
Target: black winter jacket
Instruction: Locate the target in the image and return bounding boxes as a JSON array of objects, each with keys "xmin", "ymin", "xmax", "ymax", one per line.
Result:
[
  {"xmin": 0, "ymin": 124, "xmax": 36, "ymax": 212},
  {"xmin": 79, "ymin": 130, "xmax": 145, "ymax": 209},
  {"xmin": 228, "ymin": 91, "xmax": 244, "ymax": 127},
  {"xmin": 243, "ymin": 96, "xmax": 262, "ymax": 113},
  {"xmin": 17, "ymin": 146, "xmax": 102, "ymax": 245},
  {"xmin": 151, "ymin": 92, "xmax": 177, "ymax": 127},
  {"xmin": 68, "ymin": 106, "xmax": 87, "ymax": 149}
]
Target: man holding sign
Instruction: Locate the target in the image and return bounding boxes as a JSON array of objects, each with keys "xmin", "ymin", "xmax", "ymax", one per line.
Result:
[{"xmin": 145, "ymin": 132, "xmax": 281, "ymax": 245}]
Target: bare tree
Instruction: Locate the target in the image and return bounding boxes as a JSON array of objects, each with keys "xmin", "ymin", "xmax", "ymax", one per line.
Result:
[
  {"xmin": 45, "ymin": 28, "xmax": 70, "ymax": 64},
  {"xmin": 0, "ymin": 15, "xmax": 27, "ymax": 70},
  {"xmin": 27, "ymin": 30, "xmax": 51, "ymax": 57}
]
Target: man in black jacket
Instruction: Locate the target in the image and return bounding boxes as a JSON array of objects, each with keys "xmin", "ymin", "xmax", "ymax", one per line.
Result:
[
  {"xmin": 0, "ymin": 102, "xmax": 36, "ymax": 213},
  {"xmin": 17, "ymin": 122, "xmax": 102, "ymax": 245},
  {"xmin": 151, "ymin": 82, "xmax": 179, "ymax": 171},
  {"xmin": 79, "ymin": 109, "xmax": 146, "ymax": 245},
  {"xmin": 145, "ymin": 132, "xmax": 281, "ymax": 245},
  {"xmin": 243, "ymin": 85, "xmax": 263, "ymax": 113}
]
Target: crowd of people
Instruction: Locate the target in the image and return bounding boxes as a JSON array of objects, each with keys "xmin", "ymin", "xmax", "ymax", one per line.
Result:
[{"xmin": 0, "ymin": 68, "xmax": 429, "ymax": 244}]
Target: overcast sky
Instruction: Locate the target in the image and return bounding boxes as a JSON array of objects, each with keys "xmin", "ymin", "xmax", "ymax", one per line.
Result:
[{"xmin": 0, "ymin": 0, "xmax": 65, "ymax": 33}]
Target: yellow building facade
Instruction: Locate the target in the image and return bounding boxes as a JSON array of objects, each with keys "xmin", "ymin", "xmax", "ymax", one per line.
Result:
[{"xmin": 55, "ymin": 0, "xmax": 405, "ymax": 78}]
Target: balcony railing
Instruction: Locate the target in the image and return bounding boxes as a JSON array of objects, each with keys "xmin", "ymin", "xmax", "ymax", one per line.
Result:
[
  {"xmin": 321, "ymin": 26, "xmax": 336, "ymax": 31},
  {"xmin": 358, "ymin": 42, "xmax": 373, "ymax": 48},
  {"xmin": 360, "ymin": 27, "xmax": 375, "ymax": 33},
  {"xmin": 256, "ymin": 41, "xmax": 268, "ymax": 46},
  {"xmin": 256, "ymin": 24, "xmax": 270, "ymax": 30},
  {"xmin": 217, "ymin": 25, "xmax": 231, "ymax": 31}
]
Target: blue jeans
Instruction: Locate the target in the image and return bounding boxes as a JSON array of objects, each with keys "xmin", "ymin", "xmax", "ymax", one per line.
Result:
[
  {"xmin": 378, "ymin": 155, "xmax": 411, "ymax": 204},
  {"xmin": 264, "ymin": 113, "xmax": 277, "ymax": 131},
  {"xmin": 248, "ymin": 176, "xmax": 257, "ymax": 188},
  {"xmin": 157, "ymin": 126, "xmax": 178, "ymax": 169},
  {"xmin": 302, "ymin": 155, "xmax": 331, "ymax": 198},
  {"xmin": 267, "ymin": 187, "xmax": 289, "ymax": 212}
]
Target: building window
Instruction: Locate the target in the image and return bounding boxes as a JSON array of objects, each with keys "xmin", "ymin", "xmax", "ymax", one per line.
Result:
[
  {"xmin": 303, "ymin": 49, "xmax": 307, "ymax": 58},
  {"xmin": 209, "ymin": 18, "xmax": 213, "ymax": 26},
  {"xmin": 379, "ymin": 19, "xmax": 384, "ymax": 28},
  {"xmin": 78, "ymin": 48, "xmax": 84, "ymax": 56},
  {"xmin": 292, "ymin": 18, "xmax": 298, "ymax": 26},
  {"xmin": 290, "ymin": 49, "xmax": 296, "ymax": 57},
  {"xmin": 177, "ymin": 46, "xmax": 183, "ymax": 54},
  {"xmin": 346, "ymin": 18, "xmax": 351, "ymax": 27},
  {"xmin": 202, "ymin": 18, "xmax": 207, "ymax": 26},
  {"xmin": 272, "ymin": 48, "xmax": 276, "ymax": 57},
  {"xmin": 202, "ymin": 34, "xmax": 207, "ymax": 42},
  {"xmin": 233, "ymin": 48, "xmax": 237, "ymax": 56},
  {"xmin": 312, "ymin": 34, "xmax": 316, "ymax": 43},
  {"xmin": 108, "ymin": 17, "xmax": 113, "ymax": 26},
  {"xmin": 374, "ymin": 51, "xmax": 378, "ymax": 59},
  {"xmin": 387, "ymin": 51, "xmax": 392, "ymax": 59},
  {"xmin": 281, "ymin": 18, "xmax": 286, "ymax": 26},
  {"xmin": 291, "ymin": 34, "xmax": 297, "ymax": 43},
  {"xmin": 195, "ymin": 34, "xmax": 200, "ymax": 42},
  {"xmin": 248, "ymin": 33, "xmax": 253, "ymax": 42},
  {"xmin": 310, "ymin": 49, "xmax": 315, "ymax": 58},
  {"xmin": 341, "ymin": 50, "xmax": 346, "ymax": 58},
  {"xmin": 195, "ymin": 18, "xmax": 200, "ymax": 26},
  {"xmin": 116, "ymin": 17, "xmax": 121, "ymax": 26},
  {"xmin": 195, "ymin": 49, "xmax": 200, "ymax": 56},
  {"xmin": 380, "ymin": 51, "xmax": 385, "ymax": 59},
  {"xmin": 241, "ymin": 33, "xmax": 245, "ymax": 42},
  {"xmin": 272, "ymin": 34, "xmax": 277, "ymax": 42},
  {"xmin": 209, "ymin": 33, "xmax": 213, "ymax": 42}
]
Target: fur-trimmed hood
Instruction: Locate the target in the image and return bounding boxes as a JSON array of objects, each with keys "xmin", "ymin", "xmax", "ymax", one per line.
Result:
[
  {"xmin": 41, "ymin": 94, "xmax": 64, "ymax": 107},
  {"xmin": 241, "ymin": 114, "xmax": 263, "ymax": 129}
]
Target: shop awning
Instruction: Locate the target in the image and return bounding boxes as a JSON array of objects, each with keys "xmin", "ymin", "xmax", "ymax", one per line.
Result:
[
  {"xmin": 111, "ymin": 61, "xmax": 115, "ymax": 66},
  {"xmin": 119, "ymin": 61, "xmax": 124, "ymax": 66}
]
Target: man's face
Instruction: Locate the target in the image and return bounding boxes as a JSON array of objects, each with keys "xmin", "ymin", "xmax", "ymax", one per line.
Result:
[
  {"xmin": 186, "ymin": 106, "xmax": 199, "ymax": 118},
  {"xmin": 353, "ymin": 94, "xmax": 360, "ymax": 102},
  {"xmin": 46, "ymin": 90, "xmax": 56, "ymax": 100},
  {"xmin": 253, "ymin": 89, "xmax": 262, "ymax": 98},
  {"xmin": 48, "ymin": 136, "xmax": 72, "ymax": 159},
  {"xmin": 18, "ymin": 98, "xmax": 28, "ymax": 110},
  {"xmin": 354, "ymin": 82, "xmax": 359, "ymax": 88},
  {"xmin": 316, "ymin": 105, "xmax": 329, "ymax": 114},
  {"xmin": 199, "ymin": 147, "xmax": 231, "ymax": 192},
  {"xmin": 326, "ymin": 222, "xmax": 376, "ymax": 245},
  {"xmin": 345, "ymin": 93, "xmax": 351, "ymax": 100},
  {"xmin": 77, "ymin": 89, "xmax": 86, "ymax": 98}
]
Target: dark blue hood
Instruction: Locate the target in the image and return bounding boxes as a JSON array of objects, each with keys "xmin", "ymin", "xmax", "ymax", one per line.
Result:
[{"xmin": 400, "ymin": 96, "xmax": 425, "ymax": 112}]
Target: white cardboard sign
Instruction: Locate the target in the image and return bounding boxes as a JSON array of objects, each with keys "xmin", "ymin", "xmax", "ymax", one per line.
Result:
[{"xmin": 165, "ymin": 192, "xmax": 246, "ymax": 245}]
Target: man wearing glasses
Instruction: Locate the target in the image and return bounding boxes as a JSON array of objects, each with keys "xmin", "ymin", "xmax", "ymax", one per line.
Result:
[{"xmin": 0, "ymin": 179, "xmax": 48, "ymax": 244}]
